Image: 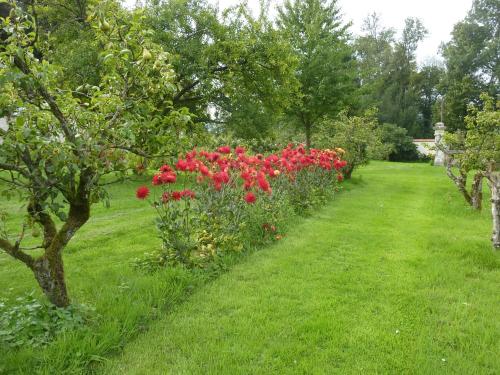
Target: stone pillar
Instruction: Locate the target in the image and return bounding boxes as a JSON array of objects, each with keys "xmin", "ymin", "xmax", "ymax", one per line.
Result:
[{"xmin": 433, "ymin": 122, "xmax": 446, "ymax": 166}]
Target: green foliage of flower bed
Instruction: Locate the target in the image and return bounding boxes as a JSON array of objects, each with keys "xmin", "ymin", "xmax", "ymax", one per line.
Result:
[{"xmin": 133, "ymin": 145, "xmax": 346, "ymax": 270}]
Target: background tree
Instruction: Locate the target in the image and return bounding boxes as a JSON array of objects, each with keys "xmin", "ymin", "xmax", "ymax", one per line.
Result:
[
  {"xmin": 277, "ymin": 0, "xmax": 356, "ymax": 148},
  {"xmin": 355, "ymin": 15, "xmax": 439, "ymax": 142},
  {"xmin": 146, "ymin": 0, "xmax": 298, "ymax": 141},
  {"xmin": 414, "ymin": 63, "xmax": 445, "ymax": 137},
  {"xmin": 379, "ymin": 18, "xmax": 427, "ymax": 137},
  {"xmin": 317, "ymin": 110, "xmax": 386, "ymax": 178},
  {"xmin": 441, "ymin": 0, "xmax": 499, "ymax": 131},
  {"xmin": 354, "ymin": 13, "xmax": 395, "ymax": 113},
  {"xmin": 0, "ymin": 1, "xmax": 191, "ymax": 306}
]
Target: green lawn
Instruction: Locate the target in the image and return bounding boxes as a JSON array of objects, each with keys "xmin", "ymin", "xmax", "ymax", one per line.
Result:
[
  {"xmin": 1, "ymin": 162, "xmax": 499, "ymax": 374},
  {"xmin": 104, "ymin": 162, "xmax": 499, "ymax": 374}
]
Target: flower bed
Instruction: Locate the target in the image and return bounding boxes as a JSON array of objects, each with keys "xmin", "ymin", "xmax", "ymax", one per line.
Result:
[{"xmin": 135, "ymin": 144, "xmax": 347, "ymax": 269}]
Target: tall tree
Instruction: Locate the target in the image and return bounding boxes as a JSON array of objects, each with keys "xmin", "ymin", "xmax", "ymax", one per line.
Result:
[
  {"xmin": 277, "ymin": 0, "xmax": 356, "ymax": 148},
  {"xmin": 354, "ymin": 13, "xmax": 395, "ymax": 112},
  {"xmin": 441, "ymin": 0, "xmax": 499, "ymax": 131},
  {"xmin": 146, "ymin": 0, "xmax": 298, "ymax": 140},
  {"xmin": 415, "ymin": 63, "xmax": 445, "ymax": 137},
  {"xmin": 379, "ymin": 17, "xmax": 427, "ymax": 137}
]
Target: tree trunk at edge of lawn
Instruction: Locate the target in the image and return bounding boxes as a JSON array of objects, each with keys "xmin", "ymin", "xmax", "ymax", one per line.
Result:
[{"xmin": 487, "ymin": 171, "xmax": 500, "ymax": 250}]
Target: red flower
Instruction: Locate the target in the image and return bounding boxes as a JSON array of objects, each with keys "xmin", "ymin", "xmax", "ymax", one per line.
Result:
[
  {"xmin": 181, "ymin": 189, "xmax": 196, "ymax": 199},
  {"xmin": 213, "ymin": 171, "xmax": 230, "ymax": 184},
  {"xmin": 235, "ymin": 146, "xmax": 245, "ymax": 154},
  {"xmin": 152, "ymin": 174, "xmax": 162, "ymax": 185},
  {"xmin": 199, "ymin": 165, "xmax": 210, "ymax": 176},
  {"xmin": 186, "ymin": 150, "xmax": 197, "ymax": 160},
  {"xmin": 160, "ymin": 164, "xmax": 172, "ymax": 173},
  {"xmin": 218, "ymin": 145, "xmax": 231, "ymax": 154},
  {"xmin": 136, "ymin": 186, "xmax": 150, "ymax": 200},
  {"xmin": 207, "ymin": 152, "xmax": 220, "ymax": 162},
  {"xmin": 172, "ymin": 191, "xmax": 182, "ymax": 201},
  {"xmin": 337, "ymin": 174, "xmax": 344, "ymax": 182},
  {"xmin": 243, "ymin": 180, "xmax": 253, "ymax": 190},
  {"xmin": 161, "ymin": 192, "xmax": 170, "ymax": 203},
  {"xmin": 161, "ymin": 172, "xmax": 176, "ymax": 184},
  {"xmin": 176, "ymin": 159, "xmax": 188, "ymax": 171},
  {"xmin": 257, "ymin": 173, "xmax": 271, "ymax": 192},
  {"xmin": 244, "ymin": 192, "xmax": 256, "ymax": 204}
]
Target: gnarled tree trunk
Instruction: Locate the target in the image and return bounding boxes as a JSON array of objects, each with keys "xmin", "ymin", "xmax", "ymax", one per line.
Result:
[
  {"xmin": 0, "ymin": 194, "xmax": 91, "ymax": 307},
  {"xmin": 471, "ymin": 172, "xmax": 484, "ymax": 210},
  {"xmin": 31, "ymin": 201, "xmax": 90, "ymax": 307},
  {"xmin": 32, "ymin": 255, "xmax": 69, "ymax": 307}
]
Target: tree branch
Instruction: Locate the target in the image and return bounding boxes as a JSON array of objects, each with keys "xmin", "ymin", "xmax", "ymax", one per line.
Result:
[{"xmin": 13, "ymin": 55, "xmax": 77, "ymax": 145}]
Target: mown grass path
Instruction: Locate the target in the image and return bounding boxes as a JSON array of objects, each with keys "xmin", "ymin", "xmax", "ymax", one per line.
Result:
[{"xmin": 106, "ymin": 162, "xmax": 499, "ymax": 375}]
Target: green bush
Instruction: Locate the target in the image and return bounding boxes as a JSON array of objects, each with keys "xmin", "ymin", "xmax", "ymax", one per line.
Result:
[
  {"xmin": 0, "ymin": 293, "xmax": 94, "ymax": 349},
  {"xmin": 380, "ymin": 123, "xmax": 420, "ymax": 161}
]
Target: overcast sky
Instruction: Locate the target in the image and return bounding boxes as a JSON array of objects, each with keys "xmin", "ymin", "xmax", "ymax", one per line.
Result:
[{"xmin": 126, "ymin": 0, "xmax": 474, "ymax": 65}]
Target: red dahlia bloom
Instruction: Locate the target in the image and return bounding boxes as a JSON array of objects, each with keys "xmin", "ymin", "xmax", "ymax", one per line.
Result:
[
  {"xmin": 207, "ymin": 152, "xmax": 220, "ymax": 162},
  {"xmin": 186, "ymin": 150, "xmax": 197, "ymax": 160},
  {"xmin": 161, "ymin": 192, "xmax": 170, "ymax": 203},
  {"xmin": 257, "ymin": 173, "xmax": 271, "ymax": 192},
  {"xmin": 152, "ymin": 174, "xmax": 162, "ymax": 185},
  {"xmin": 243, "ymin": 180, "xmax": 253, "ymax": 190},
  {"xmin": 199, "ymin": 165, "xmax": 210, "ymax": 176},
  {"xmin": 235, "ymin": 146, "xmax": 245, "ymax": 154},
  {"xmin": 136, "ymin": 186, "xmax": 150, "ymax": 200},
  {"xmin": 160, "ymin": 164, "xmax": 172, "ymax": 172},
  {"xmin": 161, "ymin": 172, "xmax": 176, "ymax": 183},
  {"xmin": 213, "ymin": 171, "xmax": 230, "ymax": 184},
  {"xmin": 337, "ymin": 174, "xmax": 344, "ymax": 182},
  {"xmin": 176, "ymin": 159, "xmax": 188, "ymax": 171},
  {"xmin": 181, "ymin": 189, "xmax": 196, "ymax": 199},
  {"xmin": 218, "ymin": 146, "xmax": 231, "ymax": 154},
  {"xmin": 245, "ymin": 192, "xmax": 256, "ymax": 204},
  {"xmin": 172, "ymin": 191, "xmax": 182, "ymax": 200}
]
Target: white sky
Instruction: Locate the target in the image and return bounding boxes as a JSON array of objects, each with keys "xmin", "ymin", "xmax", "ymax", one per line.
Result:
[{"xmin": 126, "ymin": 0, "xmax": 474, "ymax": 65}]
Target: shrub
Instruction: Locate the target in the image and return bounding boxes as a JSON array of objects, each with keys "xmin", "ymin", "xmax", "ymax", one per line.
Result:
[
  {"xmin": 316, "ymin": 110, "xmax": 386, "ymax": 178},
  {"xmin": 380, "ymin": 123, "xmax": 420, "ymax": 162}
]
